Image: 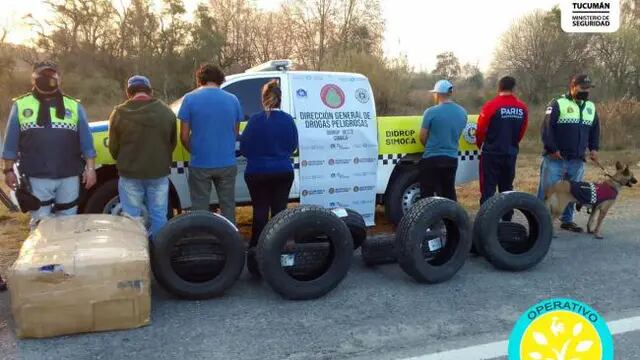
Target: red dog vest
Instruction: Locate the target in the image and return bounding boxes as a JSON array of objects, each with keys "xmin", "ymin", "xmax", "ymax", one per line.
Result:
[{"xmin": 569, "ymin": 181, "xmax": 618, "ymax": 205}]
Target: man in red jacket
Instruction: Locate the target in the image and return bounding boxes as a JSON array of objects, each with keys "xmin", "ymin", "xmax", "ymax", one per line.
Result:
[{"xmin": 476, "ymin": 76, "xmax": 528, "ymax": 218}]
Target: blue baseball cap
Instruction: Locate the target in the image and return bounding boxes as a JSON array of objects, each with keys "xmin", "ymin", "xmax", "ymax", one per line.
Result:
[
  {"xmin": 127, "ymin": 75, "xmax": 152, "ymax": 89},
  {"xmin": 430, "ymin": 79, "xmax": 454, "ymax": 94}
]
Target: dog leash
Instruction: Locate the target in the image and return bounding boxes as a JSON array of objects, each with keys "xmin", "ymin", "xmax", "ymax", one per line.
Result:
[
  {"xmin": 591, "ymin": 158, "xmax": 613, "ymax": 179},
  {"xmin": 591, "ymin": 159, "xmax": 630, "ymax": 189}
]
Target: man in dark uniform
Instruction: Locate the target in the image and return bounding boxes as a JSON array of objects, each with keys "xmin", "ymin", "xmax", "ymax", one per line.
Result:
[
  {"xmin": 537, "ymin": 74, "xmax": 600, "ymax": 233},
  {"xmin": 1, "ymin": 61, "xmax": 97, "ymax": 229},
  {"xmin": 476, "ymin": 76, "xmax": 529, "ymax": 219}
]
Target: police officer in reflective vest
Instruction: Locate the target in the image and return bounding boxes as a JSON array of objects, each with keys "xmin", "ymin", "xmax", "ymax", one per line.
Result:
[
  {"xmin": 1, "ymin": 61, "xmax": 97, "ymax": 228},
  {"xmin": 537, "ymin": 74, "xmax": 600, "ymax": 233}
]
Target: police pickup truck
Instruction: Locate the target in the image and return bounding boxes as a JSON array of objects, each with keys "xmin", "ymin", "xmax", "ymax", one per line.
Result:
[{"xmin": 82, "ymin": 60, "xmax": 479, "ymax": 225}]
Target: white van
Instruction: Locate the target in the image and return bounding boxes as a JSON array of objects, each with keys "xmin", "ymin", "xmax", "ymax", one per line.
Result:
[{"xmin": 83, "ymin": 60, "xmax": 480, "ymax": 224}]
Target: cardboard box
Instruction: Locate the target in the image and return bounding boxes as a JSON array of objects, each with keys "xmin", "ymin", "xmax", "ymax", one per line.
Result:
[{"xmin": 8, "ymin": 214, "xmax": 151, "ymax": 338}]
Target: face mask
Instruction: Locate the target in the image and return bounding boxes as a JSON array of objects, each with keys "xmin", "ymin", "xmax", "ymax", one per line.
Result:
[
  {"xmin": 34, "ymin": 75, "xmax": 59, "ymax": 93},
  {"xmin": 575, "ymin": 91, "xmax": 589, "ymax": 101}
]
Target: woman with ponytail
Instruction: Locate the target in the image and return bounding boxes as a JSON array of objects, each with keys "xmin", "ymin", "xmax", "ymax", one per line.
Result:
[{"xmin": 240, "ymin": 80, "xmax": 298, "ymax": 277}]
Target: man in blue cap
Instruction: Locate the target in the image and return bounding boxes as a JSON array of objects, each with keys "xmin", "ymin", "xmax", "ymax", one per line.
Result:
[
  {"xmin": 108, "ymin": 75, "xmax": 177, "ymax": 238},
  {"xmin": 419, "ymin": 79, "xmax": 468, "ymax": 201}
]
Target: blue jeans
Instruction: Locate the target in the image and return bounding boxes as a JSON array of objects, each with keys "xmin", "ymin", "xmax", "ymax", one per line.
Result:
[
  {"xmin": 537, "ymin": 156, "xmax": 585, "ymax": 223},
  {"xmin": 118, "ymin": 176, "xmax": 169, "ymax": 238},
  {"xmin": 29, "ymin": 176, "xmax": 79, "ymax": 228}
]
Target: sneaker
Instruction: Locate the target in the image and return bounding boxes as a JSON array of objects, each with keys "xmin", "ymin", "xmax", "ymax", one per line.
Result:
[{"xmin": 561, "ymin": 222, "xmax": 584, "ymax": 233}]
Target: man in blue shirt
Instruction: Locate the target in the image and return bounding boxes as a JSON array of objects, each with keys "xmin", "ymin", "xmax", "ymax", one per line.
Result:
[
  {"xmin": 178, "ymin": 64, "xmax": 243, "ymax": 224},
  {"xmin": 419, "ymin": 79, "xmax": 468, "ymax": 201},
  {"xmin": 2, "ymin": 61, "xmax": 96, "ymax": 228}
]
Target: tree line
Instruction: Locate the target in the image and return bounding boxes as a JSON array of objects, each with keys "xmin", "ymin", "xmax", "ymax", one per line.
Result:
[{"xmin": 0, "ymin": 0, "xmax": 639, "ymax": 125}]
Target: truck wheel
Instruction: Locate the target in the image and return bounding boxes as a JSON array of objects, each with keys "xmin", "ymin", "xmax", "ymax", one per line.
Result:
[
  {"xmin": 396, "ymin": 197, "xmax": 471, "ymax": 283},
  {"xmin": 151, "ymin": 211, "xmax": 245, "ymax": 299},
  {"xmin": 84, "ymin": 178, "xmax": 119, "ymax": 214},
  {"xmin": 257, "ymin": 206, "xmax": 353, "ymax": 300},
  {"xmin": 473, "ymin": 192, "xmax": 552, "ymax": 271},
  {"xmin": 384, "ymin": 167, "xmax": 420, "ymax": 225},
  {"xmin": 361, "ymin": 234, "xmax": 397, "ymax": 266}
]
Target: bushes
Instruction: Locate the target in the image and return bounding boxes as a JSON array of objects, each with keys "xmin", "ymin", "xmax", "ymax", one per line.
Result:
[{"xmin": 597, "ymin": 99, "xmax": 640, "ymax": 150}]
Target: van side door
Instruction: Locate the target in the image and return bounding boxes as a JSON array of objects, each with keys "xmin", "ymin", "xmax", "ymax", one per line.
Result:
[{"xmin": 221, "ymin": 75, "xmax": 288, "ymax": 203}]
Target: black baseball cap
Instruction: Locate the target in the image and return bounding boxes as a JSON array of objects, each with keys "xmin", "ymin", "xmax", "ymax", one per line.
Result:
[
  {"xmin": 33, "ymin": 61, "xmax": 58, "ymax": 74},
  {"xmin": 570, "ymin": 74, "xmax": 594, "ymax": 88}
]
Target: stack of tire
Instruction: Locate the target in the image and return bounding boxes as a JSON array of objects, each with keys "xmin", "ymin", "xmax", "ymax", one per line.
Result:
[
  {"xmin": 472, "ymin": 192, "xmax": 553, "ymax": 271},
  {"xmin": 151, "ymin": 207, "xmax": 367, "ymax": 301},
  {"xmin": 151, "ymin": 211, "xmax": 246, "ymax": 300},
  {"xmin": 361, "ymin": 191, "xmax": 553, "ymax": 281},
  {"xmin": 250, "ymin": 206, "xmax": 364, "ymax": 300},
  {"xmin": 363, "ymin": 197, "xmax": 472, "ymax": 283}
]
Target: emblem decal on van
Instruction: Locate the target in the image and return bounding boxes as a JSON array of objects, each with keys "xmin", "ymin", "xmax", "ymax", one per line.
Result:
[
  {"xmin": 320, "ymin": 84, "xmax": 346, "ymax": 109},
  {"xmin": 355, "ymin": 88, "xmax": 370, "ymax": 103}
]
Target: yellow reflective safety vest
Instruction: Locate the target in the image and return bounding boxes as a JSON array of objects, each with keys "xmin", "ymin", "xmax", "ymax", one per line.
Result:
[
  {"xmin": 15, "ymin": 94, "xmax": 79, "ymax": 130},
  {"xmin": 12, "ymin": 93, "xmax": 85, "ymax": 178},
  {"xmin": 545, "ymin": 94, "xmax": 599, "ymax": 160},
  {"xmin": 556, "ymin": 95, "xmax": 596, "ymax": 126}
]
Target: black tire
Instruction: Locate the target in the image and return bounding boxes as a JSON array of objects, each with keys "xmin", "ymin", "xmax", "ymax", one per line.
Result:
[
  {"xmin": 384, "ymin": 167, "xmax": 420, "ymax": 225},
  {"xmin": 257, "ymin": 206, "xmax": 353, "ymax": 300},
  {"xmin": 84, "ymin": 178, "xmax": 119, "ymax": 214},
  {"xmin": 171, "ymin": 237, "xmax": 226, "ymax": 283},
  {"xmin": 337, "ymin": 208, "xmax": 367, "ymax": 249},
  {"xmin": 151, "ymin": 211, "xmax": 245, "ymax": 299},
  {"xmin": 396, "ymin": 197, "xmax": 471, "ymax": 283},
  {"xmin": 473, "ymin": 192, "xmax": 553, "ymax": 271},
  {"xmin": 498, "ymin": 222, "xmax": 530, "ymax": 254},
  {"xmin": 361, "ymin": 234, "xmax": 397, "ymax": 266}
]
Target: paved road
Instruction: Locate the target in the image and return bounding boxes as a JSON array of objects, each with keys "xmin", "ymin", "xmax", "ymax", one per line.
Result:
[{"xmin": 1, "ymin": 199, "xmax": 639, "ymax": 360}]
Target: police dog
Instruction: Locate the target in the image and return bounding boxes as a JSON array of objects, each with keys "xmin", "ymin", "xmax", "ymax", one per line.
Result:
[{"xmin": 545, "ymin": 161, "xmax": 637, "ymax": 239}]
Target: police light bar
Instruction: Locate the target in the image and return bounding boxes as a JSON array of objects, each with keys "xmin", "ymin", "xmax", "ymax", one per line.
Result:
[{"xmin": 245, "ymin": 60, "xmax": 293, "ymax": 73}]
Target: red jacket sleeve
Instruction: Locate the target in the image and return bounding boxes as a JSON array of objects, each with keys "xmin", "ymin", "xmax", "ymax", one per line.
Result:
[
  {"xmin": 476, "ymin": 100, "xmax": 494, "ymax": 148},
  {"xmin": 518, "ymin": 102, "xmax": 529, "ymax": 143}
]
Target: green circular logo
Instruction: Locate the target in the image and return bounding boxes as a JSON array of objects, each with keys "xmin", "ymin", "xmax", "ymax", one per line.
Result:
[{"xmin": 320, "ymin": 84, "xmax": 345, "ymax": 109}]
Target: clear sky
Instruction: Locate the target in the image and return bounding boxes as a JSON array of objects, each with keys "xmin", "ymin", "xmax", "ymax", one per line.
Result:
[{"xmin": 1, "ymin": 0, "xmax": 559, "ymax": 71}]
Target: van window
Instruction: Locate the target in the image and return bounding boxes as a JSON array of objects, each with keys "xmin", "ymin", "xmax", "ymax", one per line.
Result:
[{"xmin": 223, "ymin": 77, "xmax": 279, "ymax": 120}]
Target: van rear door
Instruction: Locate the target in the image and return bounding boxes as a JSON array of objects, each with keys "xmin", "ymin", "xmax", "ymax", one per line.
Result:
[{"xmin": 289, "ymin": 72, "xmax": 378, "ymax": 225}]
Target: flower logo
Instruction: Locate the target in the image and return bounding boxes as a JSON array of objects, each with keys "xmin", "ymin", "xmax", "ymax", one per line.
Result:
[{"xmin": 521, "ymin": 312, "xmax": 601, "ymax": 360}]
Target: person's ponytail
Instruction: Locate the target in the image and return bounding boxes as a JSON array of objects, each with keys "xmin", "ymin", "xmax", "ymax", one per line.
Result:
[{"xmin": 262, "ymin": 80, "xmax": 282, "ymax": 117}]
